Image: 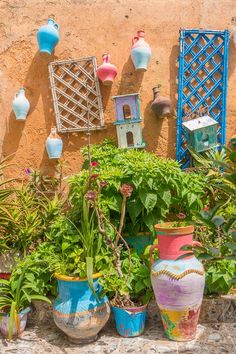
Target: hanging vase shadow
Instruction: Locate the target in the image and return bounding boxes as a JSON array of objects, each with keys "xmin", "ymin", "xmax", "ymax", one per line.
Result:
[
  {"xmin": 100, "ymin": 84, "xmax": 112, "ymax": 110},
  {"xmin": 142, "ymin": 101, "xmax": 164, "ymax": 153},
  {"xmin": 2, "ymin": 111, "xmax": 26, "ymax": 158},
  {"xmin": 117, "ymin": 56, "xmax": 144, "ymax": 95},
  {"xmin": 22, "ymin": 50, "xmax": 59, "ymax": 173},
  {"xmin": 167, "ymin": 45, "xmax": 179, "ymax": 159}
]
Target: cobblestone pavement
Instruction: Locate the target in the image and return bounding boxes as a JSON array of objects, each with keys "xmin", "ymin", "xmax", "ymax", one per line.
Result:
[{"xmin": 0, "ymin": 321, "xmax": 235, "ymax": 354}]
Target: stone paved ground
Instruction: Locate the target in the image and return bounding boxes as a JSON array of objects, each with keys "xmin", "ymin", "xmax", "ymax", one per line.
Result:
[{"xmin": 0, "ymin": 321, "xmax": 235, "ymax": 354}]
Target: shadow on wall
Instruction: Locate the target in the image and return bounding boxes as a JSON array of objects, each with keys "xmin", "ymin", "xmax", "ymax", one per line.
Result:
[
  {"xmin": 167, "ymin": 45, "xmax": 179, "ymax": 159},
  {"xmin": 2, "ymin": 51, "xmax": 61, "ymax": 176},
  {"xmin": 118, "ymin": 55, "xmax": 144, "ymax": 95},
  {"xmin": 142, "ymin": 101, "xmax": 164, "ymax": 152},
  {"xmin": 227, "ymin": 34, "xmax": 236, "ymax": 79}
]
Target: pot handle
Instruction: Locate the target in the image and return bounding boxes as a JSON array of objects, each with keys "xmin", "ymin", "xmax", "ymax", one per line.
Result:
[
  {"xmin": 192, "ymin": 240, "xmax": 203, "ymax": 247},
  {"xmin": 132, "ymin": 36, "xmax": 139, "ymax": 45},
  {"xmin": 149, "ymin": 244, "xmax": 159, "ymax": 265},
  {"xmin": 102, "ymin": 54, "xmax": 110, "ymax": 63}
]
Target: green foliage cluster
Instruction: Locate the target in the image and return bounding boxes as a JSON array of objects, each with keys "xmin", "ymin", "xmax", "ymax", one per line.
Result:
[
  {"xmin": 70, "ymin": 140, "xmax": 207, "ymax": 234},
  {"xmin": 100, "ymin": 248, "xmax": 153, "ymax": 306},
  {"xmin": 0, "ymin": 261, "xmax": 51, "ymax": 340},
  {"xmin": 190, "ymin": 148, "xmax": 236, "ymax": 295},
  {"xmin": 3, "ymin": 186, "xmax": 62, "ymax": 256}
]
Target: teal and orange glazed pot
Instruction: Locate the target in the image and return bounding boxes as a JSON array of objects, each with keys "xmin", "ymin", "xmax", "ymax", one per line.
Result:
[
  {"xmin": 124, "ymin": 232, "xmax": 154, "ymax": 255},
  {"xmin": 53, "ymin": 273, "xmax": 110, "ymax": 343},
  {"xmin": 112, "ymin": 304, "xmax": 147, "ymax": 337}
]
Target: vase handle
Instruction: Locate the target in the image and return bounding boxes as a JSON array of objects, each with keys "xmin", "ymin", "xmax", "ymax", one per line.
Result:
[
  {"xmin": 132, "ymin": 36, "xmax": 139, "ymax": 45},
  {"xmin": 102, "ymin": 54, "xmax": 110, "ymax": 63},
  {"xmin": 54, "ymin": 23, "xmax": 59, "ymax": 30},
  {"xmin": 149, "ymin": 244, "xmax": 159, "ymax": 265},
  {"xmin": 192, "ymin": 241, "xmax": 203, "ymax": 247}
]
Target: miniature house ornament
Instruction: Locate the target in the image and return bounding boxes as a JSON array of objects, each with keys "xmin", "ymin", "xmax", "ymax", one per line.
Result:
[
  {"xmin": 151, "ymin": 86, "xmax": 171, "ymax": 117},
  {"xmin": 97, "ymin": 54, "xmax": 118, "ymax": 85},
  {"xmin": 131, "ymin": 30, "xmax": 151, "ymax": 71},
  {"xmin": 13, "ymin": 88, "xmax": 30, "ymax": 121},
  {"xmin": 46, "ymin": 127, "xmax": 63, "ymax": 159},
  {"xmin": 37, "ymin": 18, "xmax": 60, "ymax": 54},
  {"xmin": 113, "ymin": 93, "xmax": 145, "ymax": 149},
  {"xmin": 182, "ymin": 115, "xmax": 218, "ymax": 153}
]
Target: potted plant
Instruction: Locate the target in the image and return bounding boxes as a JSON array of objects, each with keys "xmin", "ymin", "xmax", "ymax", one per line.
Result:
[
  {"xmin": 70, "ymin": 140, "xmax": 206, "ymax": 254},
  {"xmin": 42, "ymin": 200, "xmax": 111, "ymax": 344},
  {"xmin": 0, "ymin": 263, "xmax": 51, "ymax": 340},
  {"xmin": 100, "ymin": 250, "xmax": 152, "ymax": 337},
  {"xmin": 0, "ymin": 157, "xmax": 15, "ymax": 280}
]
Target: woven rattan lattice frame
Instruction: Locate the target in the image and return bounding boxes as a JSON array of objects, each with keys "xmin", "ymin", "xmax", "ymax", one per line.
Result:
[
  {"xmin": 176, "ymin": 29, "xmax": 229, "ymax": 168},
  {"xmin": 49, "ymin": 57, "xmax": 104, "ymax": 133}
]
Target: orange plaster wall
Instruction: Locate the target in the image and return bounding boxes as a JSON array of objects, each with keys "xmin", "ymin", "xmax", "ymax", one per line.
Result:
[{"xmin": 0, "ymin": 0, "xmax": 236, "ymax": 179}]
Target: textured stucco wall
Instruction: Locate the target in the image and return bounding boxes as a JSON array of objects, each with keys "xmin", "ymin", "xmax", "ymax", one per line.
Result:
[{"xmin": 0, "ymin": 0, "xmax": 236, "ymax": 178}]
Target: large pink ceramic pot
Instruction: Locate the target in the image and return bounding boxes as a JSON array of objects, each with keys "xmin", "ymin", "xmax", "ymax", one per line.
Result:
[
  {"xmin": 96, "ymin": 54, "xmax": 118, "ymax": 85},
  {"xmin": 150, "ymin": 223, "xmax": 205, "ymax": 342}
]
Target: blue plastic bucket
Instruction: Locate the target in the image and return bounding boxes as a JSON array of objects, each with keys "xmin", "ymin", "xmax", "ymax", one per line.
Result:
[{"xmin": 112, "ymin": 304, "xmax": 147, "ymax": 337}]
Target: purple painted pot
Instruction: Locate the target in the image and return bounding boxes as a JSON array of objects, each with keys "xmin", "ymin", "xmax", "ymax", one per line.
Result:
[{"xmin": 150, "ymin": 225, "xmax": 205, "ymax": 342}]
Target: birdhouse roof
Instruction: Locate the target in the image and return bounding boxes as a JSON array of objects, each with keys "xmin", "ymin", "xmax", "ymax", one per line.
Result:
[
  {"xmin": 182, "ymin": 115, "xmax": 218, "ymax": 132},
  {"xmin": 112, "ymin": 93, "xmax": 139, "ymax": 99}
]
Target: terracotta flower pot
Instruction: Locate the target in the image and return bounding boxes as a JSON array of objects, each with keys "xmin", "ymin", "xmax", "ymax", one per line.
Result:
[
  {"xmin": 150, "ymin": 223, "xmax": 205, "ymax": 341},
  {"xmin": 151, "ymin": 87, "xmax": 171, "ymax": 118}
]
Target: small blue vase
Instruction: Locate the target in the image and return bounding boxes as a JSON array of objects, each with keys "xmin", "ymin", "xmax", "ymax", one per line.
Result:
[
  {"xmin": 46, "ymin": 128, "xmax": 63, "ymax": 159},
  {"xmin": 37, "ymin": 18, "xmax": 60, "ymax": 54},
  {"xmin": 53, "ymin": 274, "xmax": 110, "ymax": 343},
  {"xmin": 112, "ymin": 304, "xmax": 147, "ymax": 337},
  {"xmin": 13, "ymin": 88, "xmax": 30, "ymax": 121}
]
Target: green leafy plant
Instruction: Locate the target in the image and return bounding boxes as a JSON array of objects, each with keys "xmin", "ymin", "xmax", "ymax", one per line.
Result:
[
  {"xmin": 205, "ymin": 259, "xmax": 235, "ymax": 295},
  {"xmin": 4, "ymin": 186, "xmax": 63, "ymax": 256},
  {"xmin": 69, "ymin": 140, "xmax": 207, "ymax": 235},
  {"xmin": 181, "ymin": 206, "xmax": 236, "ymax": 294},
  {"xmin": 40, "ymin": 203, "xmax": 111, "ymax": 280},
  {"xmin": 100, "ymin": 250, "xmax": 153, "ymax": 307},
  {"xmin": 0, "ymin": 263, "xmax": 51, "ymax": 340}
]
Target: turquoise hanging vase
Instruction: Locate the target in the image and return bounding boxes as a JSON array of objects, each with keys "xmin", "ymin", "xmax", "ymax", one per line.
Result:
[
  {"xmin": 13, "ymin": 88, "xmax": 30, "ymax": 121},
  {"xmin": 131, "ymin": 30, "xmax": 151, "ymax": 71},
  {"xmin": 46, "ymin": 127, "xmax": 63, "ymax": 159},
  {"xmin": 37, "ymin": 18, "xmax": 60, "ymax": 54}
]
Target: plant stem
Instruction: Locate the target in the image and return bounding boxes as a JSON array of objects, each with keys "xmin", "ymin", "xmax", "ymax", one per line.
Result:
[{"xmin": 116, "ymin": 195, "xmax": 126, "ymax": 246}]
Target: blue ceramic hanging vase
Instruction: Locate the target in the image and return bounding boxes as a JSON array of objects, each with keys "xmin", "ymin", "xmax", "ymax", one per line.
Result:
[
  {"xmin": 13, "ymin": 88, "xmax": 30, "ymax": 121},
  {"xmin": 131, "ymin": 30, "xmax": 151, "ymax": 71},
  {"xmin": 46, "ymin": 127, "xmax": 63, "ymax": 159},
  {"xmin": 37, "ymin": 18, "xmax": 60, "ymax": 54}
]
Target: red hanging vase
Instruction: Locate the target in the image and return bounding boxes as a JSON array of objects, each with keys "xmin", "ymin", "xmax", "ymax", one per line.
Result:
[{"xmin": 96, "ymin": 54, "xmax": 118, "ymax": 86}]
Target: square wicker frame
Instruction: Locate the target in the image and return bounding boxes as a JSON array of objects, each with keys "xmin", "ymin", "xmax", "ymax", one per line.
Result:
[{"xmin": 48, "ymin": 57, "xmax": 104, "ymax": 133}]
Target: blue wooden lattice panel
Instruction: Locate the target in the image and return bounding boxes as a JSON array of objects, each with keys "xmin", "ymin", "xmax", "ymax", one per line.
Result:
[{"xmin": 176, "ymin": 29, "xmax": 229, "ymax": 168}]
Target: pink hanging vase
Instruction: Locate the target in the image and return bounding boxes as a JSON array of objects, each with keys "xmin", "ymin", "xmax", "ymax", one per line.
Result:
[{"xmin": 97, "ymin": 54, "xmax": 118, "ymax": 86}]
